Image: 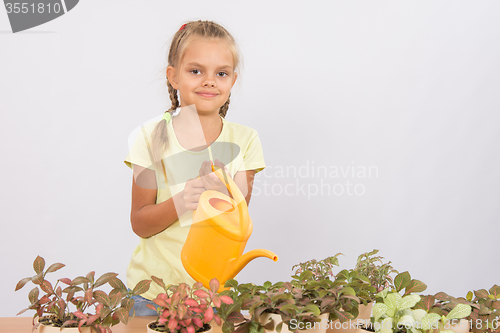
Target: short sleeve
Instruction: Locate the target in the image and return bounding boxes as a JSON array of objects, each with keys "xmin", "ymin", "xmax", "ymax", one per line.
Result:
[
  {"xmin": 240, "ymin": 131, "xmax": 266, "ymax": 174},
  {"xmin": 124, "ymin": 117, "xmax": 160, "ymax": 170}
]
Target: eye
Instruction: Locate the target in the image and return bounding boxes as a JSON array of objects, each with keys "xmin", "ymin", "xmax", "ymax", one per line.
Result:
[
  {"xmin": 217, "ymin": 72, "xmax": 228, "ymax": 77},
  {"xmin": 190, "ymin": 69, "xmax": 201, "ymax": 75}
]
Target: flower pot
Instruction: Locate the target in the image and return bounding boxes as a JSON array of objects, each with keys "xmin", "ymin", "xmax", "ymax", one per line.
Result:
[
  {"xmin": 260, "ymin": 313, "xmax": 329, "ymax": 333},
  {"xmin": 147, "ymin": 321, "xmax": 213, "ymax": 333},
  {"xmin": 327, "ymin": 303, "xmax": 373, "ymax": 333},
  {"xmin": 36, "ymin": 316, "xmax": 91, "ymax": 333},
  {"xmin": 432, "ymin": 319, "xmax": 470, "ymax": 333}
]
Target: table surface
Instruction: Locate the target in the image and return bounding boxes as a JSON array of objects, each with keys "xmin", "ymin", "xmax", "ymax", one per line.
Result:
[{"xmin": 0, "ymin": 316, "xmax": 224, "ymax": 333}]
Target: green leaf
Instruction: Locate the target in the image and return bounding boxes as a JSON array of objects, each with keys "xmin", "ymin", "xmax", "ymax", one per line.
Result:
[
  {"xmin": 400, "ymin": 294, "xmax": 421, "ymax": 310},
  {"xmin": 15, "ymin": 277, "xmax": 32, "ymax": 291},
  {"xmin": 404, "ymin": 280, "xmax": 427, "ymax": 296},
  {"xmin": 225, "ymin": 279, "xmax": 238, "ymax": 289},
  {"xmin": 132, "ymin": 279, "xmax": 151, "ymax": 295},
  {"xmin": 386, "ymin": 293, "xmax": 402, "ymax": 311},
  {"xmin": 394, "ymin": 272, "xmax": 411, "ymax": 292},
  {"xmin": 372, "ymin": 303, "xmax": 388, "ymax": 321},
  {"xmin": 304, "ymin": 304, "xmax": 321, "ymax": 316},
  {"xmin": 263, "ymin": 281, "xmax": 272, "ymax": 290},
  {"xmin": 334, "ymin": 309, "xmax": 353, "ymax": 323},
  {"xmin": 466, "ymin": 291, "xmax": 473, "ymax": 302},
  {"xmin": 94, "ymin": 272, "xmax": 118, "ymax": 288},
  {"xmin": 33, "ymin": 256, "xmax": 45, "ymax": 274},
  {"xmin": 446, "ymin": 304, "xmax": 472, "ymax": 320},
  {"xmin": 421, "ymin": 313, "xmax": 440, "ymax": 330},
  {"xmin": 340, "ymin": 287, "xmax": 356, "ymax": 296}
]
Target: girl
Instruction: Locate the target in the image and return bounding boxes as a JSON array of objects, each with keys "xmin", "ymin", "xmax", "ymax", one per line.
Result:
[{"xmin": 124, "ymin": 20, "xmax": 266, "ymax": 315}]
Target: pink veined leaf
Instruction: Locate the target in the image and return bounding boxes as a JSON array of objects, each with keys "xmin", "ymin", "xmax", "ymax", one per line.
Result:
[
  {"xmin": 185, "ymin": 299, "xmax": 199, "ymax": 307},
  {"xmin": 192, "ymin": 317, "xmax": 203, "ymax": 328},
  {"xmin": 191, "ymin": 307, "xmax": 203, "ymax": 313},
  {"xmin": 209, "ymin": 278, "xmax": 220, "ymax": 293},
  {"xmin": 194, "ymin": 290, "xmax": 210, "ymax": 298},
  {"xmin": 87, "ymin": 314, "xmax": 100, "ymax": 325},
  {"xmin": 187, "ymin": 323, "xmax": 195, "ymax": 333},
  {"xmin": 146, "ymin": 304, "xmax": 157, "ymax": 311},
  {"xmin": 214, "ymin": 313, "xmax": 222, "ymax": 326},
  {"xmin": 212, "ymin": 294, "xmax": 221, "ymax": 308},
  {"xmin": 58, "ymin": 278, "xmax": 72, "ymax": 285},
  {"xmin": 219, "ymin": 295, "xmax": 234, "ymax": 305},
  {"xmin": 28, "ymin": 287, "xmax": 39, "ymax": 305},
  {"xmin": 95, "ymin": 303, "xmax": 103, "ymax": 314},
  {"xmin": 204, "ymin": 305, "xmax": 214, "ymax": 323},
  {"xmin": 15, "ymin": 277, "xmax": 32, "ymax": 291},
  {"xmin": 46, "ymin": 263, "xmax": 65, "ymax": 273},
  {"xmin": 168, "ymin": 318, "xmax": 178, "ymax": 332},
  {"xmin": 161, "ymin": 309, "xmax": 170, "ymax": 317},
  {"xmin": 178, "ymin": 304, "xmax": 187, "ymax": 319},
  {"xmin": 33, "ymin": 256, "xmax": 45, "ymax": 274},
  {"xmin": 159, "ymin": 317, "xmax": 168, "ymax": 324},
  {"xmin": 40, "ymin": 280, "xmax": 54, "ymax": 294},
  {"xmin": 74, "ymin": 311, "xmax": 87, "ymax": 320},
  {"xmin": 153, "ymin": 298, "xmax": 169, "ymax": 308},
  {"xmin": 181, "ymin": 328, "xmax": 187, "ymax": 333},
  {"xmin": 193, "ymin": 282, "xmax": 203, "ymax": 290}
]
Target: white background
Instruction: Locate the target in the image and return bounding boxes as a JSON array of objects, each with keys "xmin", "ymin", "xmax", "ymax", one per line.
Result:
[{"xmin": 1, "ymin": 0, "xmax": 499, "ymax": 318}]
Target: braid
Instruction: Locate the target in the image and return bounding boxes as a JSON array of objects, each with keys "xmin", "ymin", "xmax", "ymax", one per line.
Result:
[
  {"xmin": 167, "ymin": 80, "xmax": 180, "ymax": 112},
  {"xmin": 219, "ymin": 94, "xmax": 230, "ymax": 118}
]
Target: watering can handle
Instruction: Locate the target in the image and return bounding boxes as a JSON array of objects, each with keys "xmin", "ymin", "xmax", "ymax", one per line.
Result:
[{"xmin": 210, "ymin": 164, "xmax": 246, "ymax": 206}]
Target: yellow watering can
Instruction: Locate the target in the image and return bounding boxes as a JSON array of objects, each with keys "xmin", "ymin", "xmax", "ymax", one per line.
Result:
[{"xmin": 181, "ymin": 165, "xmax": 278, "ymax": 292}]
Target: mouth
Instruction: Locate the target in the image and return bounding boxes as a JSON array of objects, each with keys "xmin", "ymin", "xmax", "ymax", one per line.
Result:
[{"xmin": 196, "ymin": 92, "xmax": 219, "ymax": 98}]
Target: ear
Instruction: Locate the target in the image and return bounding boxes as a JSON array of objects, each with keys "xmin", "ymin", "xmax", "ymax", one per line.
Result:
[
  {"xmin": 166, "ymin": 66, "xmax": 179, "ymax": 89},
  {"xmin": 231, "ymin": 72, "xmax": 238, "ymax": 87}
]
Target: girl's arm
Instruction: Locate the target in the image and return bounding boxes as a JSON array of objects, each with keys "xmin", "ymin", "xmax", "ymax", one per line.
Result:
[
  {"xmin": 233, "ymin": 170, "xmax": 256, "ymax": 206},
  {"xmin": 130, "ymin": 164, "xmax": 204, "ymax": 238}
]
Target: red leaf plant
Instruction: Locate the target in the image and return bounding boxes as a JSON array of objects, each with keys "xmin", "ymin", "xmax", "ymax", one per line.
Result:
[
  {"xmin": 15, "ymin": 256, "xmax": 152, "ymax": 333},
  {"xmin": 147, "ymin": 277, "xmax": 233, "ymax": 333}
]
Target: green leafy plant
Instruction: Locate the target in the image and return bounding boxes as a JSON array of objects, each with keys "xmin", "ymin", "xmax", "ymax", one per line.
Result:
[
  {"xmin": 292, "ymin": 253, "xmax": 343, "ymax": 282},
  {"xmin": 419, "ymin": 303, "xmax": 471, "ymax": 333},
  {"xmin": 15, "ymin": 255, "xmax": 151, "ymax": 333},
  {"xmin": 466, "ymin": 285, "xmax": 500, "ymax": 333},
  {"xmin": 147, "ymin": 277, "xmax": 233, "ymax": 333},
  {"xmin": 371, "ymin": 289, "xmax": 424, "ymax": 333},
  {"xmin": 354, "ymin": 250, "xmax": 398, "ymax": 300}
]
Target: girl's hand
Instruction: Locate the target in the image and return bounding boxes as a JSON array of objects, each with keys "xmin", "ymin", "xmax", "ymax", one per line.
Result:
[
  {"xmin": 199, "ymin": 159, "xmax": 231, "ymax": 195},
  {"xmin": 183, "ymin": 177, "xmax": 206, "ymax": 211}
]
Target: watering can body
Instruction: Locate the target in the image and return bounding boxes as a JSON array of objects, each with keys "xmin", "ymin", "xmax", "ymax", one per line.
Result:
[{"xmin": 181, "ymin": 166, "xmax": 278, "ymax": 291}]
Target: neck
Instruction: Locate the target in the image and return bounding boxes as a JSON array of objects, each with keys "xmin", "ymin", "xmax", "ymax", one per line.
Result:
[{"xmin": 172, "ymin": 106, "xmax": 223, "ymax": 151}]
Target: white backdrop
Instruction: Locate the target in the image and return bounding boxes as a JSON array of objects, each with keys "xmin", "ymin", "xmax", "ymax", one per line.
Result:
[{"xmin": 1, "ymin": 0, "xmax": 499, "ymax": 318}]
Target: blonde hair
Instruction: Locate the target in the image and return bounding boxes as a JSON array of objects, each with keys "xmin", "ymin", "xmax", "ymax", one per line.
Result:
[{"xmin": 150, "ymin": 20, "xmax": 240, "ymax": 180}]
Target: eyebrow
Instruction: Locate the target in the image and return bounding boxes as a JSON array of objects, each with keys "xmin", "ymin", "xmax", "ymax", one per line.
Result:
[{"xmin": 185, "ymin": 62, "xmax": 234, "ymax": 71}]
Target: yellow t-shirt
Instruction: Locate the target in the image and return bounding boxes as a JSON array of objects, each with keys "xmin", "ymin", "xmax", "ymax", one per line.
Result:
[{"xmin": 124, "ymin": 114, "xmax": 265, "ymax": 300}]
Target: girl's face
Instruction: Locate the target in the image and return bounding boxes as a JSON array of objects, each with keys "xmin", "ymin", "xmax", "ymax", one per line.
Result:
[{"xmin": 167, "ymin": 37, "xmax": 237, "ymax": 115}]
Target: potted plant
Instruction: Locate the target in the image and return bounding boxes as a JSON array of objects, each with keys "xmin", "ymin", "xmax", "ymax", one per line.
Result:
[
  {"xmin": 414, "ymin": 291, "xmax": 473, "ymax": 333},
  {"xmin": 15, "ymin": 255, "xmax": 152, "ymax": 333},
  {"xmin": 292, "ymin": 253, "xmax": 377, "ymax": 333},
  {"xmin": 146, "ymin": 276, "xmax": 233, "ymax": 333},
  {"xmin": 466, "ymin": 285, "xmax": 500, "ymax": 333}
]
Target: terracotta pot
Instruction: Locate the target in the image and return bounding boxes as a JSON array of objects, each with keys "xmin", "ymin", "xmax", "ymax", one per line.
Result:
[
  {"xmin": 260, "ymin": 312, "xmax": 330, "ymax": 333},
  {"xmin": 327, "ymin": 304, "xmax": 373, "ymax": 333},
  {"xmin": 147, "ymin": 321, "xmax": 213, "ymax": 333},
  {"xmin": 432, "ymin": 319, "xmax": 470, "ymax": 333}
]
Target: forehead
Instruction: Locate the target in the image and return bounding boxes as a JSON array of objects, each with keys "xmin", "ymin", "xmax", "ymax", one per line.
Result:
[{"xmin": 180, "ymin": 37, "xmax": 235, "ymax": 68}]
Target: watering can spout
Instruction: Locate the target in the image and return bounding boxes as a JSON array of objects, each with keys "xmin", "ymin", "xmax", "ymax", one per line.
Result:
[{"xmin": 224, "ymin": 249, "xmax": 279, "ymax": 282}]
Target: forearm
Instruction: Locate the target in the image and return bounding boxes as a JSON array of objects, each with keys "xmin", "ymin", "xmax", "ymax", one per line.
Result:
[{"xmin": 131, "ymin": 190, "xmax": 189, "ymax": 239}]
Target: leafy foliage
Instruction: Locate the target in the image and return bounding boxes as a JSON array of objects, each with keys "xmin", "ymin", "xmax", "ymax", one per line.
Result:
[
  {"xmin": 147, "ymin": 277, "xmax": 232, "ymax": 333},
  {"xmin": 16, "ymin": 255, "xmax": 151, "ymax": 333},
  {"xmin": 355, "ymin": 249, "xmax": 398, "ymax": 300},
  {"xmin": 466, "ymin": 285, "xmax": 500, "ymax": 333}
]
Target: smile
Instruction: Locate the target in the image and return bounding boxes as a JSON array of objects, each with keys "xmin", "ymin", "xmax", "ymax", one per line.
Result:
[{"xmin": 196, "ymin": 92, "xmax": 218, "ymax": 98}]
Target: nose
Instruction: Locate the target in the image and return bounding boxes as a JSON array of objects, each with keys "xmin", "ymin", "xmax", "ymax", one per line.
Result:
[{"xmin": 203, "ymin": 76, "xmax": 216, "ymax": 88}]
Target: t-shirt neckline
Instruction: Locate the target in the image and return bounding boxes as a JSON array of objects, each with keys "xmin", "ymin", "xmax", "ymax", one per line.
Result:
[{"xmin": 168, "ymin": 115, "xmax": 226, "ymax": 154}]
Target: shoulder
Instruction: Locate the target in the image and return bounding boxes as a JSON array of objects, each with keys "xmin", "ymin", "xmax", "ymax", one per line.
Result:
[{"xmin": 222, "ymin": 118, "xmax": 260, "ymax": 141}]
